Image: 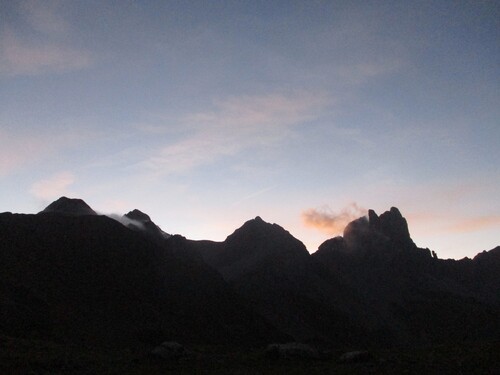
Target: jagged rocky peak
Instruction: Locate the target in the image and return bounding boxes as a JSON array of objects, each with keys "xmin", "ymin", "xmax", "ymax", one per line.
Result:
[
  {"xmin": 40, "ymin": 196, "xmax": 97, "ymax": 216},
  {"xmin": 352, "ymin": 207, "xmax": 414, "ymax": 247},
  {"xmin": 318, "ymin": 206, "xmax": 416, "ymax": 255},
  {"xmin": 377, "ymin": 207, "xmax": 414, "ymax": 248},
  {"xmin": 368, "ymin": 209, "xmax": 380, "ymax": 229},
  {"xmin": 124, "ymin": 209, "xmax": 152, "ymax": 223}
]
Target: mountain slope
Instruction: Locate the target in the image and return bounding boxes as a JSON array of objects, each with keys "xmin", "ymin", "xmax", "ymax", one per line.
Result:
[
  {"xmin": 1, "ymin": 198, "xmax": 498, "ymax": 350},
  {"xmin": 198, "ymin": 217, "xmax": 366, "ymax": 345},
  {"xmin": 0, "ymin": 203, "xmax": 285, "ymax": 348}
]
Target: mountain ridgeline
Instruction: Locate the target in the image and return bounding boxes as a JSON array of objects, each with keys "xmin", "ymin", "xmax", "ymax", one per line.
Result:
[{"xmin": 0, "ymin": 197, "xmax": 498, "ymax": 350}]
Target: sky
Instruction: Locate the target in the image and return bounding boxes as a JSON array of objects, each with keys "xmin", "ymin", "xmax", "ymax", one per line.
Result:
[{"xmin": 1, "ymin": 0, "xmax": 499, "ymax": 259}]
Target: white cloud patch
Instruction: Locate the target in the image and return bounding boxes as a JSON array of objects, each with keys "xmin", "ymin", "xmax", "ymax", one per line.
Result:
[
  {"xmin": 30, "ymin": 171, "xmax": 75, "ymax": 200},
  {"xmin": 141, "ymin": 92, "xmax": 331, "ymax": 174}
]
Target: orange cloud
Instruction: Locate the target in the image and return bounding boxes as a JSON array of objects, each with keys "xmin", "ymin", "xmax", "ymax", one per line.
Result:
[
  {"xmin": 302, "ymin": 203, "xmax": 366, "ymax": 235},
  {"xmin": 446, "ymin": 215, "xmax": 500, "ymax": 234},
  {"xmin": 407, "ymin": 211, "xmax": 500, "ymax": 236}
]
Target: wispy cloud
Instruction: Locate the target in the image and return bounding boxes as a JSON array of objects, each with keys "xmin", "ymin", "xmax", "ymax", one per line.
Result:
[
  {"xmin": 0, "ymin": 1, "xmax": 92, "ymax": 76},
  {"xmin": 140, "ymin": 92, "xmax": 331, "ymax": 174},
  {"xmin": 0, "ymin": 31, "xmax": 92, "ymax": 76},
  {"xmin": 30, "ymin": 171, "xmax": 75, "ymax": 200},
  {"xmin": 0, "ymin": 129, "xmax": 45, "ymax": 176},
  {"xmin": 302, "ymin": 202, "xmax": 366, "ymax": 235},
  {"xmin": 336, "ymin": 59, "xmax": 402, "ymax": 85},
  {"xmin": 20, "ymin": 0, "xmax": 69, "ymax": 35},
  {"xmin": 0, "ymin": 127, "xmax": 96, "ymax": 177},
  {"xmin": 408, "ymin": 212, "xmax": 500, "ymax": 235},
  {"xmin": 231, "ymin": 185, "xmax": 277, "ymax": 207},
  {"xmin": 447, "ymin": 216, "xmax": 500, "ymax": 233}
]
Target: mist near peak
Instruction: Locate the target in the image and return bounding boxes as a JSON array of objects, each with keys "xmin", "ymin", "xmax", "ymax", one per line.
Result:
[{"xmin": 106, "ymin": 213, "xmax": 146, "ymax": 231}]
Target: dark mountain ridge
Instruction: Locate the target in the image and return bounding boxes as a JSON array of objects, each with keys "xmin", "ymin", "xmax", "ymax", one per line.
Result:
[
  {"xmin": 0, "ymin": 207, "xmax": 285, "ymax": 348},
  {"xmin": 196, "ymin": 217, "xmax": 361, "ymax": 344},
  {"xmin": 1, "ymin": 197, "xmax": 498, "ymax": 351}
]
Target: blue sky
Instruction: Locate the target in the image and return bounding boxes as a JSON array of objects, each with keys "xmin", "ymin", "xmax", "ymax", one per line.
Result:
[{"xmin": 1, "ymin": 0, "xmax": 499, "ymax": 259}]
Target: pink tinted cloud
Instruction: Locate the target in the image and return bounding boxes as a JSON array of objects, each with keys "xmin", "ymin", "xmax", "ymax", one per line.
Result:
[
  {"xmin": 1, "ymin": 1, "xmax": 92, "ymax": 76},
  {"xmin": 0, "ymin": 128, "xmax": 97, "ymax": 177},
  {"xmin": 30, "ymin": 171, "xmax": 75, "ymax": 200},
  {"xmin": 142, "ymin": 91, "xmax": 331, "ymax": 174},
  {"xmin": 0, "ymin": 129, "xmax": 53, "ymax": 176}
]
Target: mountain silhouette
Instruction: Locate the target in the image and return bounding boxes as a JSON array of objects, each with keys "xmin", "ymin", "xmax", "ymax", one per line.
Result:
[
  {"xmin": 0, "ymin": 200, "xmax": 285, "ymax": 348},
  {"xmin": 313, "ymin": 208, "xmax": 500, "ymax": 345},
  {"xmin": 198, "ymin": 217, "xmax": 378, "ymax": 345},
  {"xmin": 0, "ymin": 198, "xmax": 498, "ymax": 351}
]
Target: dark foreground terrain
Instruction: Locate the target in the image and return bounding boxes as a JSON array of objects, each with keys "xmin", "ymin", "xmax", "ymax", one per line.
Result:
[
  {"xmin": 1, "ymin": 334, "xmax": 499, "ymax": 375},
  {"xmin": 1, "ymin": 197, "xmax": 499, "ymax": 373}
]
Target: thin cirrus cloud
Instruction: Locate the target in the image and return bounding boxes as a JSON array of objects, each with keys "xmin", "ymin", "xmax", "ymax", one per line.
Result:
[
  {"xmin": 0, "ymin": 0, "xmax": 92, "ymax": 77},
  {"xmin": 0, "ymin": 129, "xmax": 60, "ymax": 177},
  {"xmin": 140, "ymin": 92, "xmax": 331, "ymax": 175},
  {"xmin": 446, "ymin": 216, "xmax": 500, "ymax": 234},
  {"xmin": 0, "ymin": 127, "xmax": 97, "ymax": 177},
  {"xmin": 406, "ymin": 211, "xmax": 500, "ymax": 236},
  {"xmin": 336, "ymin": 58, "xmax": 403, "ymax": 85},
  {"xmin": 302, "ymin": 202, "xmax": 367, "ymax": 235},
  {"xmin": 0, "ymin": 30, "xmax": 92, "ymax": 77},
  {"xmin": 20, "ymin": 0, "xmax": 70, "ymax": 35},
  {"xmin": 30, "ymin": 171, "xmax": 75, "ymax": 200}
]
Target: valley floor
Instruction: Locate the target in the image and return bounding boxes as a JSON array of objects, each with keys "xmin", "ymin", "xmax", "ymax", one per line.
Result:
[{"xmin": 1, "ymin": 335, "xmax": 499, "ymax": 374}]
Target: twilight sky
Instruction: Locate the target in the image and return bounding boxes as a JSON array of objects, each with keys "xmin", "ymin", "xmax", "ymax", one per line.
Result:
[{"xmin": 1, "ymin": 0, "xmax": 499, "ymax": 259}]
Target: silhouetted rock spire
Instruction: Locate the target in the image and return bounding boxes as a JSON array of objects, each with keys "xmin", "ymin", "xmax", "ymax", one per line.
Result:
[
  {"xmin": 377, "ymin": 207, "xmax": 415, "ymax": 249},
  {"xmin": 320, "ymin": 207, "xmax": 416, "ymax": 257}
]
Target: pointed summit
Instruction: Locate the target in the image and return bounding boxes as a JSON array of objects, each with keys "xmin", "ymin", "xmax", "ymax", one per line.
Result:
[
  {"xmin": 122, "ymin": 209, "xmax": 170, "ymax": 242},
  {"xmin": 124, "ymin": 209, "xmax": 152, "ymax": 223},
  {"xmin": 226, "ymin": 216, "xmax": 308, "ymax": 258},
  {"xmin": 205, "ymin": 216, "xmax": 309, "ymax": 281},
  {"xmin": 40, "ymin": 197, "xmax": 97, "ymax": 216}
]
